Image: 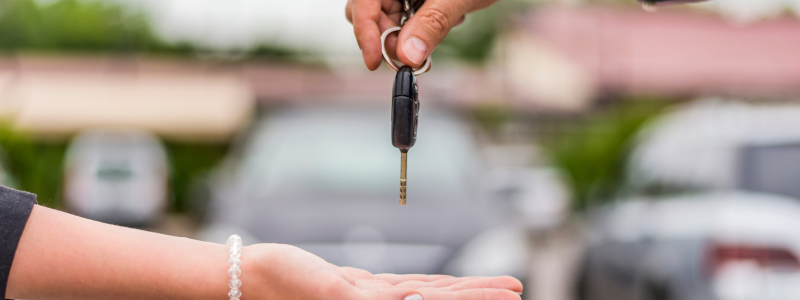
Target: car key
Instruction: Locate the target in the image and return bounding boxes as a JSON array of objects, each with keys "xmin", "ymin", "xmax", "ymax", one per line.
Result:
[
  {"xmin": 381, "ymin": 0, "xmax": 430, "ymax": 205},
  {"xmin": 391, "ymin": 66, "xmax": 419, "ymax": 206}
]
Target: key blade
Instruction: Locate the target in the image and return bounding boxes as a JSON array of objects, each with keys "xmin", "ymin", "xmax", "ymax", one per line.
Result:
[{"xmin": 400, "ymin": 151, "xmax": 407, "ymax": 206}]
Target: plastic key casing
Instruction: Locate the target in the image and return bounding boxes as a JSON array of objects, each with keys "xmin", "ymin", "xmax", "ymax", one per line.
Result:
[{"xmin": 391, "ymin": 66, "xmax": 419, "ymax": 152}]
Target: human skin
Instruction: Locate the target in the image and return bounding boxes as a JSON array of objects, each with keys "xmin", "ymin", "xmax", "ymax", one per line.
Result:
[
  {"xmin": 6, "ymin": 205, "xmax": 523, "ymax": 300},
  {"xmin": 345, "ymin": 0, "xmax": 502, "ymax": 70}
]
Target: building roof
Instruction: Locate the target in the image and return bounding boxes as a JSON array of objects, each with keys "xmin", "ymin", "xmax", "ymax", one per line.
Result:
[
  {"xmin": 0, "ymin": 56, "xmax": 498, "ymax": 139},
  {"xmin": 524, "ymin": 5, "xmax": 800, "ymax": 97}
]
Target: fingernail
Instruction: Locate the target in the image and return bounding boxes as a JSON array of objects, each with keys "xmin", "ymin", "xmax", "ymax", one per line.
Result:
[
  {"xmin": 404, "ymin": 294, "xmax": 423, "ymax": 300},
  {"xmin": 403, "ymin": 37, "xmax": 427, "ymax": 65}
]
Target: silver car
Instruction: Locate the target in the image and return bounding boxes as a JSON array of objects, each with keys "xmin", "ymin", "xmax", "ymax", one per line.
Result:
[
  {"xmin": 578, "ymin": 192, "xmax": 800, "ymax": 300},
  {"xmin": 196, "ymin": 106, "xmax": 554, "ymax": 278},
  {"xmin": 577, "ymin": 100, "xmax": 800, "ymax": 300}
]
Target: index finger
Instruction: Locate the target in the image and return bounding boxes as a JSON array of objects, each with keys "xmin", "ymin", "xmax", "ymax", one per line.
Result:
[{"xmin": 351, "ymin": 0, "xmax": 385, "ymax": 70}]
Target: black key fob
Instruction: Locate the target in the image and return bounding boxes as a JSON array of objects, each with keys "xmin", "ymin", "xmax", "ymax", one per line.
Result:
[{"xmin": 391, "ymin": 66, "xmax": 419, "ymax": 152}]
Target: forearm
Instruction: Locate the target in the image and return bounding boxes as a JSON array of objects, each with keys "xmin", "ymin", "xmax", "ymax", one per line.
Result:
[
  {"xmin": 6, "ymin": 205, "xmax": 232, "ymax": 300},
  {"xmin": 5, "ymin": 205, "xmax": 524, "ymax": 300}
]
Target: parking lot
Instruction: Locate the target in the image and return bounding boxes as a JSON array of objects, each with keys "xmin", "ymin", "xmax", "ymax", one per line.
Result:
[{"xmin": 4, "ymin": 1, "xmax": 800, "ymax": 299}]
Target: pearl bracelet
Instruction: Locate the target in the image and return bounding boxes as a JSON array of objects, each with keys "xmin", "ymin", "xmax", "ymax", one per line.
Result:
[{"xmin": 227, "ymin": 235, "xmax": 243, "ymax": 300}]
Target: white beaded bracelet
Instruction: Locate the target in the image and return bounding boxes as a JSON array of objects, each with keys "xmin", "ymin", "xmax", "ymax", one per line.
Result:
[{"xmin": 227, "ymin": 235, "xmax": 243, "ymax": 300}]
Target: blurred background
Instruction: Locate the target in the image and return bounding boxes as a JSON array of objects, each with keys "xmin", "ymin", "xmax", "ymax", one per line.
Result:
[{"xmin": 2, "ymin": 0, "xmax": 800, "ymax": 299}]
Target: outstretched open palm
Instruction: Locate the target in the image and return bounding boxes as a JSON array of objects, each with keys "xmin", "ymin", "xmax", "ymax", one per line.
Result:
[{"xmin": 245, "ymin": 244, "xmax": 524, "ymax": 300}]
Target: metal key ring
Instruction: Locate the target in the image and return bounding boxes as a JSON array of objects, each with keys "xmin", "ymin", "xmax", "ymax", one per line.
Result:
[{"xmin": 381, "ymin": 27, "xmax": 431, "ymax": 76}]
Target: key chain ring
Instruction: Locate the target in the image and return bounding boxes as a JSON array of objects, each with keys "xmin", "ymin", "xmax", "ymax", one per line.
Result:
[{"xmin": 381, "ymin": 27, "xmax": 431, "ymax": 76}]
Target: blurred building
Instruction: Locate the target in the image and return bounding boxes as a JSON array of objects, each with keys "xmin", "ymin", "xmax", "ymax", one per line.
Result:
[
  {"xmin": 0, "ymin": 56, "xmax": 255, "ymax": 141},
  {"xmin": 496, "ymin": 5, "xmax": 800, "ymax": 111},
  {"xmin": 241, "ymin": 63, "xmax": 496, "ymax": 106},
  {"xmin": 0, "ymin": 55, "xmax": 502, "ymax": 141}
]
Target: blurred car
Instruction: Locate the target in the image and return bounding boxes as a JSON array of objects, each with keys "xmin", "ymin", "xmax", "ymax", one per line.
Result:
[
  {"xmin": 626, "ymin": 99, "xmax": 800, "ymax": 198},
  {"xmin": 63, "ymin": 130, "xmax": 169, "ymax": 227},
  {"xmin": 577, "ymin": 99, "xmax": 800, "ymax": 300},
  {"xmin": 578, "ymin": 192, "xmax": 800, "ymax": 300},
  {"xmin": 195, "ymin": 106, "xmax": 569, "ymax": 278}
]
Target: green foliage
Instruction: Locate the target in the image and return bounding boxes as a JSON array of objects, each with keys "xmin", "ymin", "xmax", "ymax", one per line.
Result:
[
  {"xmin": 0, "ymin": 125, "xmax": 65, "ymax": 207},
  {"xmin": 163, "ymin": 142, "xmax": 228, "ymax": 213},
  {"xmin": 249, "ymin": 45, "xmax": 302, "ymax": 60},
  {"xmin": 0, "ymin": 0, "xmax": 301, "ymax": 60},
  {"xmin": 542, "ymin": 99, "xmax": 671, "ymax": 210},
  {"xmin": 435, "ymin": 10, "xmax": 500, "ymax": 64},
  {"xmin": 435, "ymin": 0, "xmax": 528, "ymax": 64},
  {"xmin": 0, "ymin": 0, "xmax": 162, "ymax": 53}
]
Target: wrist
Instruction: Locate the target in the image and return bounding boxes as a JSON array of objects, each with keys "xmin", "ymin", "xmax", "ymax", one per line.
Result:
[
  {"xmin": 239, "ymin": 244, "xmax": 276, "ymax": 300},
  {"xmin": 175, "ymin": 241, "xmax": 231, "ymax": 300}
]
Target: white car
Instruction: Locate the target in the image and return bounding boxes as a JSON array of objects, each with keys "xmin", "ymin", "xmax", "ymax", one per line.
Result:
[
  {"xmin": 627, "ymin": 98, "xmax": 800, "ymax": 197},
  {"xmin": 63, "ymin": 130, "xmax": 169, "ymax": 227},
  {"xmin": 579, "ymin": 192, "xmax": 800, "ymax": 300},
  {"xmin": 578, "ymin": 99, "xmax": 800, "ymax": 300}
]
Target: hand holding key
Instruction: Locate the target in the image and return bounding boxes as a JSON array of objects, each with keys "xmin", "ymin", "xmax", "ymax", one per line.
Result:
[{"xmin": 345, "ymin": 0, "xmax": 502, "ymax": 70}]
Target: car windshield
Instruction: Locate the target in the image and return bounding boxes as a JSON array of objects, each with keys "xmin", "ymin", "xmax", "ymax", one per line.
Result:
[{"xmin": 238, "ymin": 108, "xmax": 479, "ymax": 199}]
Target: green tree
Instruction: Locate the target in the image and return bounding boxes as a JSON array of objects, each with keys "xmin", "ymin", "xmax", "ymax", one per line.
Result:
[
  {"xmin": 435, "ymin": 0, "xmax": 532, "ymax": 64},
  {"xmin": 542, "ymin": 99, "xmax": 670, "ymax": 210},
  {"xmin": 0, "ymin": 0, "xmax": 162, "ymax": 53}
]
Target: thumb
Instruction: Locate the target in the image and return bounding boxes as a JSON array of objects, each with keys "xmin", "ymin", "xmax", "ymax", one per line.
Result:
[{"xmin": 395, "ymin": 0, "xmax": 469, "ymax": 68}]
